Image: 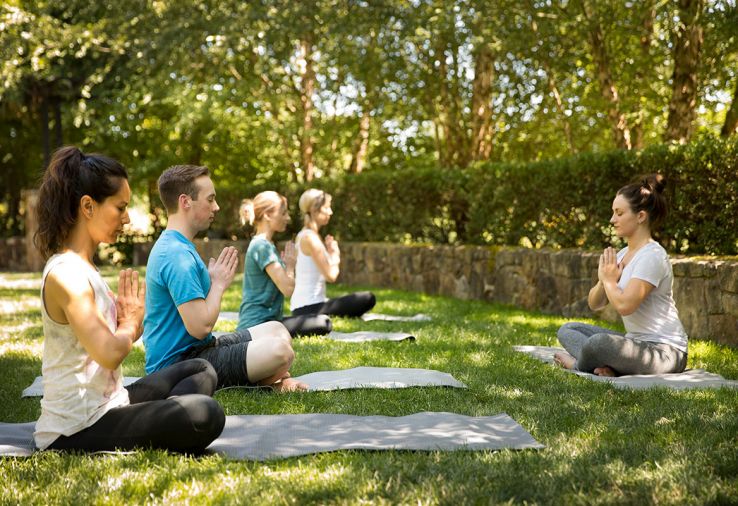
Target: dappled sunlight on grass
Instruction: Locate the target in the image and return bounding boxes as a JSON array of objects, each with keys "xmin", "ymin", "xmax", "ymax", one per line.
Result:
[
  {"xmin": 468, "ymin": 350, "xmax": 492, "ymax": 366},
  {"xmin": 0, "ymin": 320, "xmax": 40, "ymax": 337},
  {"xmin": 504, "ymin": 313, "xmax": 565, "ymax": 331},
  {"xmin": 687, "ymin": 339, "xmax": 738, "ymax": 378},
  {"xmin": 1, "ymin": 270, "xmax": 738, "ymax": 503},
  {"xmin": 0, "ymin": 297, "xmax": 41, "ymax": 314},
  {"xmin": 0, "ymin": 339, "xmax": 43, "ymax": 356},
  {"xmin": 483, "ymin": 384, "xmax": 534, "ymax": 401},
  {"xmin": 0, "ymin": 274, "xmax": 41, "ymax": 290},
  {"xmin": 214, "ymin": 320, "xmax": 238, "ymax": 333}
]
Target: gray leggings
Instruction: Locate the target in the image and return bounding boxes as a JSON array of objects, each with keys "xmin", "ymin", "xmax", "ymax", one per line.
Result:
[{"xmin": 557, "ymin": 322, "xmax": 687, "ymax": 375}]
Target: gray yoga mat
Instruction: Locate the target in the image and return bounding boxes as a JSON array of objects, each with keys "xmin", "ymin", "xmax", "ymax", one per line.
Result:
[
  {"xmin": 326, "ymin": 331, "xmax": 415, "ymax": 342},
  {"xmin": 361, "ymin": 312, "xmax": 431, "ymax": 322},
  {"xmin": 215, "ymin": 329, "xmax": 415, "ymax": 342},
  {"xmin": 0, "ymin": 412, "xmax": 544, "ymax": 459},
  {"xmin": 22, "ymin": 367, "xmax": 463, "ymax": 397},
  {"xmin": 514, "ymin": 345, "xmax": 738, "ymax": 390},
  {"xmin": 294, "ymin": 366, "xmax": 465, "ymax": 391},
  {"xmin": 22, "ymin": 376, "xmax": 141, "ymax": 398},
  {"xmin": 0, "ymin": 422, "xmax": 35, "ymax": 457},
  {"xmin": 218, "ymin": 312, "xmax": 431, "ymax": 323},
  {"xmin": 218, "ymin": 311, "xmax": 239, "ymax": 322}
]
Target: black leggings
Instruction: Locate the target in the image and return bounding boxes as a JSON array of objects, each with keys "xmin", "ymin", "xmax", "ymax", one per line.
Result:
[
  {"xmin": 281, "ymin": 314, "xmax": 332, "ymax": 337},
  {"xmin": 47, "ymin": 358, "xmax": 225, "ymax": 453},
  {"xmin": 291, "ymin": 291, "xmax": 376, "ymax": 318}
]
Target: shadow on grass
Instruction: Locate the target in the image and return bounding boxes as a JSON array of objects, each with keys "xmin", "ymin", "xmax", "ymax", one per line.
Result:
[
  {"xmin": 0, "ymin": 351, "xmax": 41, "ymax": 422},
  {"xmin": 0, "ymin": 287, "xmax": 40, "ymax": 299},
  {"xmin": 3, "ymin": 277, "xmax": 738, "ymax": 504}
]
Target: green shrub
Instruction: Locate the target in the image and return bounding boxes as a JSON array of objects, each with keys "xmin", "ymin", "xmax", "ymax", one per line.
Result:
[{"xmin": 309, "ymin": 134, "xmax": 738, "ymax": 255}]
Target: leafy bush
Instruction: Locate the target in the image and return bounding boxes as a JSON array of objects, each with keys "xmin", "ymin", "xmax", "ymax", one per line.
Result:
[{"xmin": 306, "ymin": 134, "xmax": 738, "ymax": 255}]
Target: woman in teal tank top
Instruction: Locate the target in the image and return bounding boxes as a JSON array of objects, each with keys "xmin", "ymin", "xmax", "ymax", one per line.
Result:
[{"xmin": 237, "ymin": 191, "xmax": 332, "ymax": 337}]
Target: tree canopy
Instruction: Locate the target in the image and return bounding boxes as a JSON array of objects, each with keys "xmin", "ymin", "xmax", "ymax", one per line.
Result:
[{"xmin": 1, "ymin": 0, "xmax": 736, "ymax": 237}]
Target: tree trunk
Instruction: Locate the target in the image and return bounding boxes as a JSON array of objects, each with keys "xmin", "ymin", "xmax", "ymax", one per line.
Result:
[
  {"xmin": 281, "ymin": 133, "xmax": 298, "ymax": 183},
  {"xmin": 526, "ymin": 3, "xmax": 575, "ymax": 154},
  {"xmin": 436, "ymin": 44, "xmax": 455, "ymax": 167},
  {"xmin": 664, "ymin": 0, "xmax": 704, "ymax": 143},
  {"xmin": 188, "ymin": 125, "xmax": 202, "ymax": 166},
  {"xmin": 434, "ymin": 38, "xmax": 471, "ymax": 168},
  {"xmin": 432, "ymin": 119, "xmax": 445, "ymax": 166},
  {"xmin": 299, "ymin": 38, "xmax": 316, "ymax": 181},
  {"xmin": 325, "ymin": 86, "xmax": 343, "ymax": 178},
  {"xmin": 547, "ymin": 72, "xmax": 575, "ymax": 153},
  {"xmin": 470, "ymin": 44, "xmax": 495, "ymax": 161},
  {"xmin": 349, "ymin": 106, "xmax": 371, "ymax": 173},
  {"xmin": 582, "ymin": 1, "xmax": 632, "ymax": 150},
  {"xmin": 448, "ymin": 49, "xmax": 469, "ymax": 167},
  {"xmin": 631, "ymin": 1, "xmax": 656, "ymax": 150},
  {"xmin": 40, "ymin": 95, "xmax": 50, "ymax": 169},
  {"xmin": 8, "ymin": 191, "xmax": 22, "ymax": 236},
  {"xmin": 720, "ymin": 76, "xmax": 738, "ymax": 137},
  {"xmin": 147, "ymin": 177, "xmax": 164, "ymax": 236},
  {"xmin": 53, "ymin": 96, "xmax": 63, "ymax": 148}
]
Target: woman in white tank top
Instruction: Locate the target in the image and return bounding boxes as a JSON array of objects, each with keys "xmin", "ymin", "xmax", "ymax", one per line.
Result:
[
  {"xmin": 33, "ymin": 146, "xmax": 224, "ymax": 452},
  {"xmin": 290, "ymin": 189, "xmax": 376, "ymax": 318}
]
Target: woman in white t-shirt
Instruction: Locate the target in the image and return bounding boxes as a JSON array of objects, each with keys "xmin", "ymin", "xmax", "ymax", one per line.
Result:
[
  {"xmin": 34, "ymin": 146, "xmax": 224, "ymax": 452},
  {"xmin": 290, "ymin": 189, "xmax": 376, "ymax": 318},
  {"xmin": 554, "ymin": 174, "xmax": 688, "ymax": 376}
]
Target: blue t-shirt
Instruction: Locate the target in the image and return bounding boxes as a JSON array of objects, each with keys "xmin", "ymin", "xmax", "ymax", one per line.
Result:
[
  {"xmin": 237, "ymin": 236, "xmax": 285, "ymax": 330},
  {"xmin": 143, "ymin": 230, "xmax": 214, "ymax": 373}
]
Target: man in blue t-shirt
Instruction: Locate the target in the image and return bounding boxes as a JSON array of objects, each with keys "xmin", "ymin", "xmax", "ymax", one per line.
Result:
[{"xmin": 142, "ymin": 165, "xmax": 306, "ymax": 391}]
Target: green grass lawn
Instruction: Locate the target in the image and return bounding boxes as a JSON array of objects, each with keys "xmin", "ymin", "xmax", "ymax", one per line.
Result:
[{"xmin": 1, "ymin": 269, "xmax": 737, "ymax": 505}]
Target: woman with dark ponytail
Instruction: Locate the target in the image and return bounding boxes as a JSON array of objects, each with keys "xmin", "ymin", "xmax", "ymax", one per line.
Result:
[
  {"xmin": 34, "ymin": 146, "xmax": 224, "ymax": 453},
  {"xmin": 554, "ymin": 174, "xmax": 688, "ymax": 376}
]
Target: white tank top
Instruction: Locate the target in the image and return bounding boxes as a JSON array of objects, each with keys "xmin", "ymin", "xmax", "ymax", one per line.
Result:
[
  {"xmin": 34, "ymin": 252, "xmax": 130, "ymax": 450},
  {"xmin": 290, "ymin": 230, "xmax": 327, "ymax": 311}
]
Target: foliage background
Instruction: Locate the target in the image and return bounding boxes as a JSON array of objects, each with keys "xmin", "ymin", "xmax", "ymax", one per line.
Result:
[
  {"xmin": 278, "ymin": 135, "xmax": 738, "ymax": 255},
  {"xmin": 1, "ymin": 0, "xmax": 737, "ymax": 252}
]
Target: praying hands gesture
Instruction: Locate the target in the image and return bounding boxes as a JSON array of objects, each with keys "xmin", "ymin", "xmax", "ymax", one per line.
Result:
[
  {"xmin": 178, "ymin": 246, "xmax": 239, "ymax": 340},
  {"xmin": 208, "ymin": 246, "xmax": 239, "ymax": 291},
  {"xmin": 597, "ymin": 247, "xmax": 623, "ymax": 285},
  {"xmin": 116, "ymin": 269, "xmax": 146, "ymax": 342},
  {"xmin": 281, "ymin": 240, "xmax": 297, "ymax": 273},
  {"xmin": 325, "ymin": 234, "xmax": 340, "ymax": 264}
]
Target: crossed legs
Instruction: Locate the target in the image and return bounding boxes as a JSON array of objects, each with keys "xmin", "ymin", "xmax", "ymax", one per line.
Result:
[
  {"xmin": 191, "ymin": 321, "xmax": 306, "ymax": 391},
  {"xmin": 554, "ymin": 321, "xmax": 687, "ymax": 376},
  {"xmin": 245, "ymin": 321, "xmax": 306, "ymax": 391},
  {"xmin": 48, "ymin": 359, "xmax": 225, "ymax": 452}
]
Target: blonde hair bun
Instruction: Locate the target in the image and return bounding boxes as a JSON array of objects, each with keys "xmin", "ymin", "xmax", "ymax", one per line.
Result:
[{"xmin": 299, "ymin": 188, "xmax": 329, "ymax": 214}]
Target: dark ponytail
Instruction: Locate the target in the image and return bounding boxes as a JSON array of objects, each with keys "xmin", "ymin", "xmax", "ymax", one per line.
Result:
[
  {"xmin": 616, "ymin": 173, "xmax": 668, "ymax": 231},
  {"xmin": 34, "ymin": 146, "xmax": 128, "ymax": 259}
]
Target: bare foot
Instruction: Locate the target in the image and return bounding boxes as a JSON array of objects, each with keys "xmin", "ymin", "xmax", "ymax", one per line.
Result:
[
  {"xmin": 553, "ymin": 351, "xmax": 576, "ymax": 370},
  {"xmin": 593, "ymin": 366, "xmax": 616, "ymax": 377},
  {"xmin": 272, "ymin": 377, "xmax": 308, "ymax": 392}
]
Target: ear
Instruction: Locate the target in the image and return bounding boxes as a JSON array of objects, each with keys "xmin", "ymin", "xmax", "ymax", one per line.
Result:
[
  {"xmin": 178, "ymin": 193, "xmax": 191, "ymax": 212},
  {"xmin": 80, "ymin": 195, "xmax": 95, "ymax": 219},
  {"xmin": 638, "ymin": 210, "xmax": 648, "ymax": 224}
]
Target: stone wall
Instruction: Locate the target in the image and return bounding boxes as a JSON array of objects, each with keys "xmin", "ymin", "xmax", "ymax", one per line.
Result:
[
  {"xmin": 339, "ymin": 242, "xmax": 738, "ymax": 345},
  {"xmin": 8, "ymin": 238, "xmax": 738, "ymax": 345},
  {"xmin": 0, "ymin": 237, "xmax": 30, "ymax": 271},
  {"xmin": 21, "ymin": 189, "xmax": 44, "ymax": 272},
  {"xmin": 133, "ymin": 239, "xmax": 250, "ymax": 272}
]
